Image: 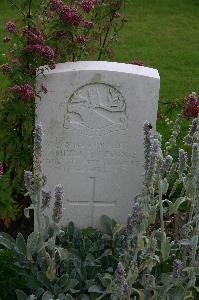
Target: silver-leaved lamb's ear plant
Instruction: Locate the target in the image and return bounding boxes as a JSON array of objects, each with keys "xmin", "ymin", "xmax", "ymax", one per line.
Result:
[
  {"xmin": 111, "ymin": 117, "xmax": 199, "ymax": 300},
  {"xmin": 0, "ymin": 123, "xmax": 66, "ymax": 300}
]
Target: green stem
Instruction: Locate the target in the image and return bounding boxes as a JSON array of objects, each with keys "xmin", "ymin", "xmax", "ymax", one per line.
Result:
[
  {"xmin": 159, "ymin": 177, "xmax": 164, "ymax": 234},
  {"xmin": 192, "ymin": 220, "xmax": 199, "ymax": 265},
  {"xmin": 8, "ymin": 0, "xmax": 26, "ymax": 17}
]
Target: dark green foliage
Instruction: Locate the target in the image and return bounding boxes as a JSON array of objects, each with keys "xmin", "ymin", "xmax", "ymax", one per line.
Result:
[
  {"xmin": 55, "ymin": 221, "xmax": 121, "ymax": 299},
  {"xmin": 0, "ymin": 249, "xmax": 27, "ymax": 300},
  {"xmin": 0, "ymin": 216, "xmax": 124, "ymax": 299},
  {"xmin": 0, "ymin": 0, "xmax": 126, "ymax": 224}
]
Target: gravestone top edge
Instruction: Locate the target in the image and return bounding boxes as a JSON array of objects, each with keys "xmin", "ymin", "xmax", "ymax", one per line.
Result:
[{"xmin": 37, "ymin": 61, "xmax": 160, "ymax": 79}]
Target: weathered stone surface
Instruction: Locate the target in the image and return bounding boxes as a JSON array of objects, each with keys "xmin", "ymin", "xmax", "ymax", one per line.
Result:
[{"xmin": 36, "ymin": 61, "xmax": 160, "ymax": 228}]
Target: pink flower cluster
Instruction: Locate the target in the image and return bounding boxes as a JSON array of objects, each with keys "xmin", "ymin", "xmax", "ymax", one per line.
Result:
[
  {"xmin": 50, "ymin": 0, "xmax": 63, "ymax": 10},
  {"xmin": 81, "ymin": 0, "xmax": 95, "ymax": 13},
  {"xmin": 183, "ymin": 93, "xmax": 199, "ymax": 118},
  {"xmin": 83, "ymin": 20, "xmax": 94, "ymax": 29},
  {"xmin": 5, "ymin": 21, "xmax": 17, "ymax": 33},
  {"xmin": 1, "ymin": 64, "xmax": 9, "ymax": 74},
  {"xmin": 22, "ymin": 25, "xmax": 55, "ymax": 68},
  {"xmin": 23, "ymin": 27, "xmax": 44, "ymax": 44},
  {"xmin": 0, "ymin": 163, "xmax": 3, "ymax": 179},
  {"xmin": 10, "ymin": 83, "xmax": 35, "ymax": 102},
  {"xmin": 50, "ymin": 0, "xmax": 81, "ymax": 26},
  {"xmin": 24, "ymin": 44, "xmax": 55, "ymax": 64},
  {"xmin": 77, "ymin": 35, "xmax": 87, "ymax": 46},
  {"xmin": 60, "ymin": 5, "xmax": 81, "ymax": 26}
]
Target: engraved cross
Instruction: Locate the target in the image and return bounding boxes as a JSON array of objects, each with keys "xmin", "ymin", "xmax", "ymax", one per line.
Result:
[{"xmin": 67, "ymin": 176, "xmax": 116, "ymax": 226}]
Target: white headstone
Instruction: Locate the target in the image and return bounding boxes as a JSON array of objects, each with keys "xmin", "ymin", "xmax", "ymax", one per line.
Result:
[{"xmin": 36, "ymin": 61, "xmax": 160, "ymax": 228}]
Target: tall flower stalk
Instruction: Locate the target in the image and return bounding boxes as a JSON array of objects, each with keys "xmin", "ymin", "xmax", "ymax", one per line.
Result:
[
  {"xmin": 24, "ymin": 123, "xmax": 64, "ymax": 277},
  {"xmin": 112, "ymin": 118, "xmax": 199, "ymax": 299}
]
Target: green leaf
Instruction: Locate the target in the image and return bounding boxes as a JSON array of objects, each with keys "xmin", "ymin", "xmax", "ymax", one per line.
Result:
[
  {"xmin": 148, "ymin": 206, "xmax": 157, "ymax": 224},
  {"xmin": 161, "ymin": 232, "xmax": 170, "ymax": 261},
  {"xmin": 112, "ymin": 223, "xmax": 125, "ymax": 241},
  {"xmin": 179, "ymin": 239, "xmax": 191, "ymax": 246},
  {"xmin": 137, "ymin": 236, "xmax": 145, "ymax": 251},
  {"xmin": 88, "ymin": 285, "xmax": 104, "ymax": 294},
  {"xmin": 57, "ymin": 274, "xmax": 69, "ymax": 288},
  {"xmin": 46, "ymin": 261, "xmax": 56, "ymax": 281},
  {"xmin": 101, "ymin": 215, "xmax": 117, "ymax": 234},
  {"xmin": 132, "ymin": 288, "xmax": 144, "ymax": 300},
  {"xmin": 16, "ymin": 233, "xmax": 27, "ymax": 256},
  {"xmin": 42, "ymin": 291, "xmax": 53, "ymax": 300},
  {"xmin": 193, "ymin": 285, "xmax": 199, "ymax": 293},
  {"xmin": 64, "ymin": 295, "xmax": 75, "ymax": 300},
  {"xmin": 66, "ymin": 279, "xmax": 79, "ymax": 290},
  {"xmin": 0, "ymin": 233, "xmax": 15, "ymax": 250},
  {"xmin": 169, "ymin": 197, "xmax": 186, "ymax": 214},
  {"xmin": 161, "ymin": 178, "xmax": 169, "ymax": 194},
  {"xmin": 35, "ymin": 288, "xmax": 45, "ymax": 297},
  {"xmin": 56, "ymin": 247, "xmax": 68, "ymax": 261},
  {"xmin": 190, "ymin": 235, "xmax": 198, "ymax": 250},
  {"xmin": 127, "ymin": 266, "xmax": 139, "ymax": 285},
  {"xmin": 37, "ymin": 271, "xmax": 52, "ymax": 290},
  {"xmin": 0, "ymin": 232, "xmax": 15, "ymax": 243},
  {"xmin": 15, "ymin": 290, "xmax": 28, "ymax": 300},
  {"xmin": 27, "ymin": 232, "xmax": 40, "ymax": 255}
]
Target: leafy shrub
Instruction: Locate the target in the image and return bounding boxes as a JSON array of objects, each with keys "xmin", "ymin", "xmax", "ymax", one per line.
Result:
[
  {"xmin": 0, "ymin": 249, "xmax": 27, "ymax": 300},
  {"xmin": 111, "ymin": 118, "xmax": 199, "ymax": 299},
  {"xmin": 0, "ymin": 0, "xmax": 126, "ymax": 221}
]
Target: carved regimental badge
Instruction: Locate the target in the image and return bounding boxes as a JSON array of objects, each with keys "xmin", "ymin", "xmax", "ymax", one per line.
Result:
[{"xmin": 63, "ymin": 83, "xmax": 127, "ymax": 136}]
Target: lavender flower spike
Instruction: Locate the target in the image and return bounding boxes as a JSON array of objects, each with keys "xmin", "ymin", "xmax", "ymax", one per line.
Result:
[
  {"xmin": 145, "ymin": 138, "xmax": 159, "ymax": 187},
  {"xmin": 184, "ymin": 117, "xmax": 199, "ymax": 146},
  {"xmin": 53, "ymin": 184, "xmax": 64, "ymax": 223},
  {"xmin": 34, "ymin": 123, "xmax": 43, "ymax": 178},
  {"xmin": 115, "ymin": 262, "xmax": 125, "ymax": 283},
  {"xmin": 178, "ymin": 149, "xmax": 187, "ymax": 176},
  {"xmin": 172, "ymin": 259, "xmax": 184, "ymax": 278},
  {"xmin": 160, "ymin": 155, "xmax": 173, "ymax": 174},
  {"xmin": 143, "ymin": 121, "xmax": 152, "ymax": 171}
]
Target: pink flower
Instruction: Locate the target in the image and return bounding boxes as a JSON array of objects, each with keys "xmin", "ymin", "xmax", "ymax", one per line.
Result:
[
  {"xmin": 60, "ymin": 5, "xmax": 81, "ymax": 26},
  {"xmin": 0, "ymin": 163, "xmax": 3, "ymax": 179},
  {"xmin": 24, "ymin": 44, "xmax": 55, "ymax": 63},
  {"xmin": 42, "ymin": 46, "xmax": 55, "ymax": 60},
  {"xmin": 10, "ymin": 83, "xmax": 35, "ymax": 103},
  {"xmin": 3, "ymin": 36, "xmax": 11, "ymax": 43},
  {"xmin": 183, "ymin": 93, "xmax": 199, "ymax": 118},
  {"xmin": 41, "ymin": 84, "xmax": 48, "ymax": 94},
  {"xmin": 77, "ymin": 35, "xmax": 87, "ymax": 46},
  {"xmin": 5, "ymin": 21, "xmax": 17, "ymax": 33},
  {"xmin": 129, "ymin": 60, "xmax": 145, "ymax": 66},
  {"xmin": 83, "ymin": 20, "xmax": 94, "ymax": 29},
  {"xmin": 50, "ymin": 0, "xmax": 63, "ymax": 11},
  {"xmin": 1, "ymin": 64, "xmax": 9, "ymax": 74},
  {"xmin": 81, "ymin": 0, "xmax": 95, "ymax": 13},
  {"xmin": 23, "ymin": 27, "xmax": 44, "ymax": 44}
]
